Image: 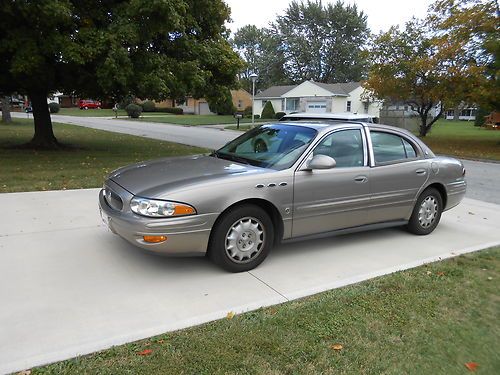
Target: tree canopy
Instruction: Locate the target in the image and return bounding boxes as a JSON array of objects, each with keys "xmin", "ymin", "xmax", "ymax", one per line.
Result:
[
  {"xmin": 232, "ymin": 0, "xmax": 369, "ymax": 89},
  {"xmin": 232, "ymin": 25, "xmax": 288, "ymax": 92},
  {"xmin": 0, "ymin": 0, "xmax": 242, "ymax": 148},
  {"xmin": 273, "ymin": 0, "xmax": 369, "ymax": 83},
  {"xmin": 364, "ymin": 0, "xmax": 499, "ymax": 136}
]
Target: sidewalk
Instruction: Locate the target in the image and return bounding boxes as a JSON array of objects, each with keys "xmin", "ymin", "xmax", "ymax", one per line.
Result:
[{"xmin": 1, "ymin": 189, "xmax": 500, "ymax": 374}]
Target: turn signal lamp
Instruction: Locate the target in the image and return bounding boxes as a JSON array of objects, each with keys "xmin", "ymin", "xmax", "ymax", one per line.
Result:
[{"xmin": 143, "ymin": 235, "xmax": 168, "ymax": 243}]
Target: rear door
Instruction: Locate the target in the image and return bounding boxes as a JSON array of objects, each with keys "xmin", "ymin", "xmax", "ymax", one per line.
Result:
[
  {"xmin": 367, "ymin": 129, "xmax": 430, "ymax": 222},
  {"xmin": 292, "ymin": 127, "xmax": 371, "ymax": 237}
]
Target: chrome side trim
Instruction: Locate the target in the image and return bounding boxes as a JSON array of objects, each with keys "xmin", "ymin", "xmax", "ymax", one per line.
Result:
[{"xmin": 283, "ymin": 220, "xmax": 408, "ymax": 243}]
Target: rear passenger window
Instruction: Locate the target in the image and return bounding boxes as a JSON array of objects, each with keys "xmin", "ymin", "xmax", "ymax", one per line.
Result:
[{"xmin": 371, "ymin": 132, "xmax": 418, "ymax": 164}]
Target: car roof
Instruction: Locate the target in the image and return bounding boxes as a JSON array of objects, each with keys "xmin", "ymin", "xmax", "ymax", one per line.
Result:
[{"xmin": 280, "ymin": 112, "xmax": 375, "ymax": 120}]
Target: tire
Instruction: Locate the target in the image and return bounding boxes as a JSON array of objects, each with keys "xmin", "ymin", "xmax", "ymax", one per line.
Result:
[
  {"xmin": 406, "ymin": 187, "xmax": 443, "ymax": 235},
  {"xmin": 208, "ymin": 204, "xmax": 274, "ymax": 272}
]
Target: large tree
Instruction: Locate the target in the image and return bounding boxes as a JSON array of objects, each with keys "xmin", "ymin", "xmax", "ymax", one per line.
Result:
[
  {"xmin": 232, "ymin": 25, "xmax": 288, "ymax": 92},
  {"xmin": 364, "ymin": 0, "xmax": 499, "ymax": 136},
  {"xmin": 0, "ymin": 0, "xmax": 242, "ymax": 148},
  {"xmin": 429, "ymin": 0, "xmax": 499, "ymax": 111},
  {"xmin": 273, "ymin": 0, "xmax": 369, "ymax": 83}
]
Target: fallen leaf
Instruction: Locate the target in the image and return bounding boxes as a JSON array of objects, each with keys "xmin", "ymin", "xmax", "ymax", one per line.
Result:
[
  {"xmin": 17, "ymin": 370, "xmax": 31, "ymax": 375},
  {"xmin": 226, "ymin": 311, "xmax": 235, "ymax": 320},
  {"xmin": 464, "ymin": 362, "xmax": 479, "ymax": 371},
  {"xmin": 331, "ymin": 343, "xmax": 343, "ymax": 351},
  {"xmin": 426, "ymin": 271, "xmax": 432, "ymax": 275},
  {"xmin": 138, "ymin": 349, "xmax": 153, "ymax": 356},
  {"xmin": 468, "ymin": 211, "xmax": 475, "ymax": 215},
  {"xmin": 436, "ymin": 271, "xmax": 445, "ymax": 277},
  {"xmin": 487, "ymin": 277, "xmax": 493, "ymax": 281},
  {"xmin": 157, "ymin": 339, "xmax": 165, "ymax": 344}
]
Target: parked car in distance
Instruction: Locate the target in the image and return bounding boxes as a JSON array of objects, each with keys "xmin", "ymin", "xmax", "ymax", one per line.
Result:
[
  {"xmin": 280, "ymin": 112, "xmax": 376, "ymax": 123},
  {"xmin": 99, "ymin": 121, "xmax": 466, "ymax": 272},
  {"xmin": 79, "ymin": 99, "xmax": 101, "ymax": 110}
]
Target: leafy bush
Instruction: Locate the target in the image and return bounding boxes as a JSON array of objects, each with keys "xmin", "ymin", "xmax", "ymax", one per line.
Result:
[
  {"xmin": 243, "ymin": 105, "xmax": 253, "ymax": 116},
  {"xmin": 141, "ymin": 100, "xmax": 156, "ymax": 112},
  {"xmin": 275, "ymin": 111, "xmax": 286, "ymax": 119},
  {"xmin": 48, "ymin": 102, "xmax": 60, "ymax": 113},
  {"xmin": 254, "ymin": 114, "xmax": 260, "ymax": 120},
  {"xmin": 125, "ymin": 103, "xmax": 142, "ymax": 118},
  {"xmin": 474, "ymin": 107, "xmax": 489, "ymax": 127},
  {"xmin": 155, "ymin": 107, "xmax": 183, "ymax": 114},
  {"xmin": 261, "ymin": 101, "xmax": 275, "ymax": 119},
  {"xmin": 208, "ymin": 89, "xmax": 236, "ymax": 115},
  {"xmin": 118, "ymin": 96, "xmax": 135, "ymax": 109}
]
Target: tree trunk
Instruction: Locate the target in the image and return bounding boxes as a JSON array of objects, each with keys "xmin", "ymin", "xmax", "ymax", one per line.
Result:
[
  {"xmin": 419, "ymin": 114, "xmax": 428, "ymax": 137},
  {"xmin": 28, "ymin": 90, "xmax": 59, "ymax": 149},
  {"xmin": 1, "ymin": 96, "xmax": 12, "ymax": 123}
]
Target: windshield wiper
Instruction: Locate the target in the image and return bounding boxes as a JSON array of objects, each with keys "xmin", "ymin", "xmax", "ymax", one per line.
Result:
[{"xmin": 215, "ymin": 151, "xmax": 251, "ymax": 165}]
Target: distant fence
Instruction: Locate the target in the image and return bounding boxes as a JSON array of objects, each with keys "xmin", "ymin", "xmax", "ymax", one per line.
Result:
[{"xmin": 379, "ymin": 109, "xmax": 420, "ymax": 133}]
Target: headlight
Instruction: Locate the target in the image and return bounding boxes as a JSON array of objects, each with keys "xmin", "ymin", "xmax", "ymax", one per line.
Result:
[{"xmin": 130, "ymin": 197, "xmax": 196, "ymax": 218}]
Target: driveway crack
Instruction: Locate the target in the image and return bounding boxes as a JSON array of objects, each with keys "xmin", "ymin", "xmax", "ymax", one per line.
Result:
[{"xmin": 248, "ymin": 271, "xmax": 289, "ymax": 302}]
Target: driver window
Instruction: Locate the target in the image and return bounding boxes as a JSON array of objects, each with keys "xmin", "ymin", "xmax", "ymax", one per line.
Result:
[{"xmin": 313, "ymin": 129, "xmax": 364, "ymax": 168}]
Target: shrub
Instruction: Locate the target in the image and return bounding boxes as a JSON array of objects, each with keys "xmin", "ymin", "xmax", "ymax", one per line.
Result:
[
  {"xmin": 141, "ymin": 100, "xmax": 156, "ymax": 112},
  {"xmin": 275, "ymin": 111, "xmax": 286, "ymax": 119},
  {"xmin": 254, "ymin": 114, "xmax": 260, "ymax": 120},
  {"xmin": 474, "ymin": 107, "xmax": 488, "ymax": 127},
  {"xmin": 118, "ymin": 95, "xmax": 135, "ymax": 109},
  {"xmin": 48, "ymin": 102, "xmax": 60, "ymax": 113},
  {"xmin": 125, "ymin": 103, "xmax": 142, "ymax": 118},
  {"xmin": 243, "ymin": 105, "xmax": 253, "ymax": 116},
  {"xmin": 155, "ymin": 107, "xmax": 183, "ymax": 114},
  {"xmin": 208, "ymin": 89, "xmax": 236, "ymax": 115},
  {"xmin": 261, "ymin": 101, "xmax": 275, "ymax": 119}
]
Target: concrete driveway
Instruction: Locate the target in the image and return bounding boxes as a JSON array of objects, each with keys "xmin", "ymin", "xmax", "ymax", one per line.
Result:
[{"xmin": 1, "ymin": 189, "xmax": 500, "ymax": 374}]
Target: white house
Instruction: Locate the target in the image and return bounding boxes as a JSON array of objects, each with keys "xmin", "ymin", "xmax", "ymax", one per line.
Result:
[{"xmin": 254, "ymin": 80, "xmax": 382, "ymax": 118}]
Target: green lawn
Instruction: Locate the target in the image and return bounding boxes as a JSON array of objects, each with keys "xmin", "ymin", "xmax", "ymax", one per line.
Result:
[
  {"xmin": 0, "ymin": 119, "xmax": 207, "ymax": 193},
  {"xmin": 33, "ymin": 247, "xmax": 500, "ymax": 374},
  {"xmin": 128, "ymin": 114, "xmax": 257, "ymax": 126},
  {"xmin": 423, "ymin": 120, "xmax": 500, "ymax": 161},
  {"xmin": 57, "ymin": 107, "xmax": 127, "ymax": 117}
]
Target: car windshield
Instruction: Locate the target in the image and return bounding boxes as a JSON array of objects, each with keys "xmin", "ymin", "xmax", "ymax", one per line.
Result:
[{"xmin": 214, "ymin": 124, "xmax": 317, "ymax": 170}]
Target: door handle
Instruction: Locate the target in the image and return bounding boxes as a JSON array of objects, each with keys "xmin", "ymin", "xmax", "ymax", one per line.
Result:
[
  {"xmin": 415, "ymin": 169, "xmax": 427, "ymax": 175},
  {"xmin": 354, "ymin": 175, "xmax": 368, "ymax": 183}
]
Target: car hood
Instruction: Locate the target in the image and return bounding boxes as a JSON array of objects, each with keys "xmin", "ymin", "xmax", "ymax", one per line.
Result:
[{"xmin": 108, "ymin": 154, "xmax": 266, "ymax": 196}]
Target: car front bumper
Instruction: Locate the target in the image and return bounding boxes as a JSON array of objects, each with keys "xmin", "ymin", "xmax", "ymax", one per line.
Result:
[{"xmin": 98, "ymin": 185, "xmax": 218, "ymax": 256}]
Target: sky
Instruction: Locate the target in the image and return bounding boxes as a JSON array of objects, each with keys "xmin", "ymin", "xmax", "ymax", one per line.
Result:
[{"xmin": 225, "ymin": 0, "xmax": 434, "ymax": 34}]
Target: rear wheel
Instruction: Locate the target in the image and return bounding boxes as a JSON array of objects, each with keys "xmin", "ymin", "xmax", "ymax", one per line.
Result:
[
  {"xmin": 407, "ymin": 187, "xmax": 443, "ymax": 235},
  {"xmin": 209, "ymin": 205, "xmax": 274, "ymax": 272}
]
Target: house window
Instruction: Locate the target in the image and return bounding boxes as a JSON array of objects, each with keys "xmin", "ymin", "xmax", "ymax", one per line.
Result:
[
  {"xmin": 238, "ymin": 100, "xmax": 243, "ymax": 108},
  {"xmin": 346, "ymin": 101, "xmax": 351, "ymax": 112},
  {"xmin": 286, "ymin": 98, "xmax": 299, "ymax": 112},
  {"xmin": 363, "ymin": 102, "xmax": 369, "ymax": 113}
]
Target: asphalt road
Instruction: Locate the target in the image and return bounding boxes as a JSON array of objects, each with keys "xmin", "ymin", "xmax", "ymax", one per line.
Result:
[
  {"xmin": 1, "ymin": 190, "xmax": 499, "ymax": 374},
  {"xmin": 11, "ymin": 112, "xmax": 500, "ymax": 205},
  {"xmin": 12, "ymin": 112, "xmax": 240, "ymax": 150}
]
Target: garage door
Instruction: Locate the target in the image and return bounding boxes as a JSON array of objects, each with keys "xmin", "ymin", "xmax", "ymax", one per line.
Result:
[
  {"xmin": 198, "ymin": 102, "xmax": 212, "ymax": 115},
  {"xmin": 306, "ymin": 101, "xmax": 327, "ymax": 113}
]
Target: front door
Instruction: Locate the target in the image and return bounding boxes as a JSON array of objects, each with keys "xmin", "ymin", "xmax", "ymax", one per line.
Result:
[{"xmin": 292, "ymin": 128, "xmax": 371, "ymax": 237}]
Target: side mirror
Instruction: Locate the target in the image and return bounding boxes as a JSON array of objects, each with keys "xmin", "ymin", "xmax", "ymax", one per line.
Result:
[{"xmin": 306, "ymin": 154, "xmax": 336, "ymax": 170}]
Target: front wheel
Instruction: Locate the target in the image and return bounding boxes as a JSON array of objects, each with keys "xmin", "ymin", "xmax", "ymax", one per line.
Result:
[
  {"xmin": 209, "ymin": 205, "xmax": 274, "ymax": 272},
  {"xmin": 406, "ymin": 187, "xmax": 443, "ymax": 235}
]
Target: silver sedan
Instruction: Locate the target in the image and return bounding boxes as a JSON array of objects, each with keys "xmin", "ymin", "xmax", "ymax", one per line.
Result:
[{"xmin": 99, "ymin": 121, "xmax": 466, "ymax": 272}]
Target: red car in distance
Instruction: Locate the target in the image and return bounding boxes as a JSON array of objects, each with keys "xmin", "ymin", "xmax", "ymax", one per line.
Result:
[{"xmin": 79, "ymin": 99, "xmax": 101, "ymax": 110}]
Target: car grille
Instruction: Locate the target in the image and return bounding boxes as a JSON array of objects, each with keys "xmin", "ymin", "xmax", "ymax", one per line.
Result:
[{"xmin": 104, "ymin": 187, "xmax": 123, "ymax": 211}]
